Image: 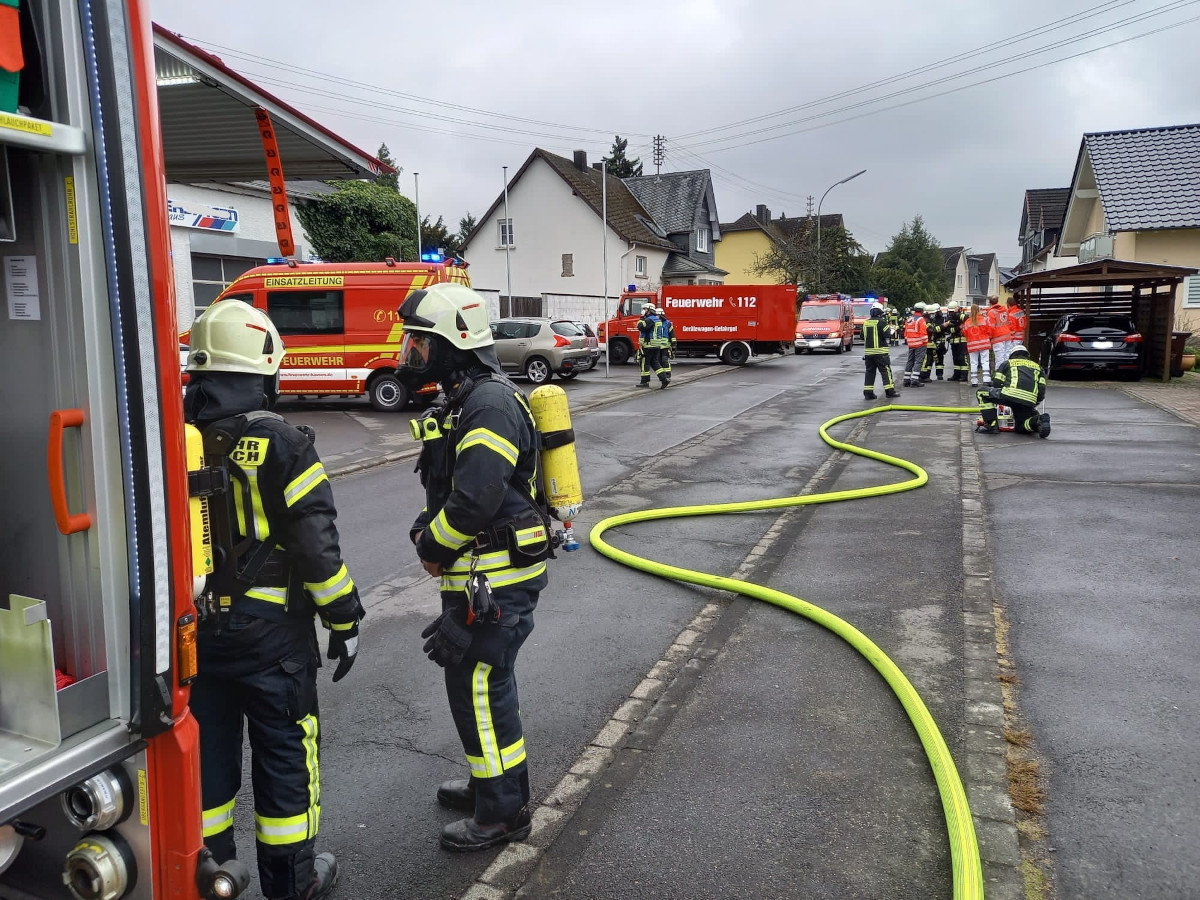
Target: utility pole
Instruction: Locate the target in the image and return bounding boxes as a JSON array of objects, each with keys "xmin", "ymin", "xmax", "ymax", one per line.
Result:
[
  {"xmin": 653, "ymin": 134, "xmax": 665, "ymax": 175},
  {"xmin": 502, "ymin": 165, "xmax": 512, "ymax": 312},
  {"xmin": 602, "ymin": 157, "xmax": 610, "ymax": 377},
  {"xmin": 414, "ymin": 172, "xmax": 421, "ymax": 258}
]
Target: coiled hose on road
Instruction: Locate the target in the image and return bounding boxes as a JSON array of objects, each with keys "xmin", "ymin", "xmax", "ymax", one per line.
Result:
[{"xmin": 590, "ymin": 403, "xmax": 986, "ymax": 900}]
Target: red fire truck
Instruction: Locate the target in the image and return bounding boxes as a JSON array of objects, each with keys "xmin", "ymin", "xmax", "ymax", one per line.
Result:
[
  {"xmin": 2, "ymin": 2, "xmax": 246, "ymax": 897},
  {"xmin": 597, "ymin": 284, "xmax": 797, "ymax": 366}
]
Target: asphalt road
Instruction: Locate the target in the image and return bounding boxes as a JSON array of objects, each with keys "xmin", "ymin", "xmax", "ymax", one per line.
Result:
[{"xmin": 220, "ymin": 350, "xmax": 1200, "ymax": 900}]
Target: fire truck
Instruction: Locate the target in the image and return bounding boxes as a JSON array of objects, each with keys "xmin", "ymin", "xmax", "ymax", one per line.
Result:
[
  {"xmin": 1, "ymin": 1, "xmax": 245, "ymax": 897},
  {"xmin": 597, "ymin": 284, "xmax": 796, "ymax": 366}
]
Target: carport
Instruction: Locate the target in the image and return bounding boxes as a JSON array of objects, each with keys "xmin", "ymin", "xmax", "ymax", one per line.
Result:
[{"xmin": 1007, "ymin": 259, "xmax": 1198, "ymax": 382}]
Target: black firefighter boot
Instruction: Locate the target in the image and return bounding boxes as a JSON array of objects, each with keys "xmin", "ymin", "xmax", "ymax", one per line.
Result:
[
  {"xmin": 440, "ymin": 806, "xmax": 533, "ymax": 852},
  {"xmin": 299, "ymin": 852, "xmax": 339, "ymax": 900},
  {"xmin": 886, "ymin": 388, "xmax": 900, "ymax": 398},
  {"xmin": 864, "ymin": 390, "xmax": 877, "ymax": 400},
  {"xmin": 1038, "ymin": 413, "xmax": 1051, "ymax": 439},
  {"xmin": 437, "ymin": 778, "xmax": 476, "ymax": 812}
]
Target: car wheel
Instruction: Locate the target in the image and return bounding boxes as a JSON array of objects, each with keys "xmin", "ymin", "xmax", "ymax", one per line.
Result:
[
  {"xmin": 558, "ymin": 370, "xmax": 578, "ymax": 380},
  {"xmin": 835, "ymin": 341, "xmax": 844, "ymax": 354},
  {"xmin": 794, "ymin": 346, "xmax": 804, "ymax": 355},
  {"xmin": 609, "ymin": 340, "xmax": 631, "ymax": 365},
  {"xmin": 525, "ymin": 357, "xmax": 552, "ymax": 384},
  {"xmin": 368, "ymin": 373, "xmax": 409, "ymax": 412}
]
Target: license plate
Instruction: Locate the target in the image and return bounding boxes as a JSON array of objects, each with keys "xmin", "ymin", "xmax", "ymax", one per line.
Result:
[
  {"xmin": 1090, "ymin": 340, "xmax": 1114, "ymax": 349},
  {"xmin": 809, "ymin": 340, "xmax": 823, "ymax": 348}
]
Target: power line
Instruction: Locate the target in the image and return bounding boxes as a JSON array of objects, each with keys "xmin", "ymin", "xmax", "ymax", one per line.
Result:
[
  {"xmin": 675, "ymin": 0, "xmax": 1140, "ymax": 142},
  {"xmin": 684, "ymin": 7, "xmax": 1200, "ymax": 154},
  {"xmin": 183, "ymin": 34, "xmax": 649, "ymax": 141}
]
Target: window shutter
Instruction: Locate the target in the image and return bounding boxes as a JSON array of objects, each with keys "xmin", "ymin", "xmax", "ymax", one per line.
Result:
[{"xmin": 1182, "ymin": 275, "xmax": 1200, "ymax": 308}]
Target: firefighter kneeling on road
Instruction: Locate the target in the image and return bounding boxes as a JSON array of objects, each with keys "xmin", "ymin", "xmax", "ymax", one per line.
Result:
[
  {"xmin": 399, "ymin": 283, "xmax": 551, "ymax": 852},
  {"xmin": 862, "ymin": 302, "xmax": 900, "ymax": 400},
  {"xmin": 185, "ymin": 299, "xmax": 364, "ymax": 900},
  {"xmin": 976, "ymin": 344, "xmax": 1051, "ymax": 438}
]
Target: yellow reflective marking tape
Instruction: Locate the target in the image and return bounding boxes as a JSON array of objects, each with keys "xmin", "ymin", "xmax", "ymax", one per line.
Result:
[
  {"xmin": 0, "ymin": 112, "xmax": 52, "ymax": 137},
  {"xmin": 263, "ymin": 275, "xmax": 344, "ymax": 288},
  {"xmin": 138, "ymin": 769, "xmax": 149, "ymax": 825},
  {"xmin": 65, "ymin": 177, "xmax": 79, "ymax": 244},
  {"xmin": 473, "ymin": 663, "xmax": 502, "ymax": 777}
]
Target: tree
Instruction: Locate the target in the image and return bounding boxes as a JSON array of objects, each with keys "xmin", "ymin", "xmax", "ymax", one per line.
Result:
[
  {"xmin": 750, "ymin": 218, "xmax": 869, "ymax": 294},
  {"xmin": 605, "ymin": 135, "xmax": 643, "ymax": 178},
  {"xmin": 376, "ymin": 143, "xmax": 401, "ymax": 192},
  {"xmin": 295, "ymin": 180, "xmax": 417, "ymax": 262},
  {"xmin": 457, "ymin": 212, "xmax": 477, "ymax": 245},
  {"xmin": 870, "ymin": 216, "xmax": 952, "ymax": 313},
  {"xmin": 419, "ymin": 214, "xmax": 459, "ymax": 256}
]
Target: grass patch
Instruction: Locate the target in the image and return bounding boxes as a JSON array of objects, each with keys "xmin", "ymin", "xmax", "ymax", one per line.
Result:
[
  {"xmin": 1017, "ymin": 818, "xmax": 1046, "ymax": 842},
  {"xmin": 1009, "ymin": 757, "xmax": 1045, "ymax": 815},
  {"xmin": 1005, "ymin": 727, "xmax": 1033, "ymax": 747},
  {"xmin": 1023, "ymin": 859, "xmax": 1049, "ymax": 899},
  {"xmin": 997, "ymin": 671, "xmax": 1020, "ymax": 684}
]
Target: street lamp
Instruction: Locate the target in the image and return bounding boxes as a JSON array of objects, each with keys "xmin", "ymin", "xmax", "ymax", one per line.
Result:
[
  {"xmin": 502, "ymin": 165, "xmax": 512, "ymax": 310},
  {"xmin": 816, "ymin": 169, "xmax": 866, "ymax": 292},
  {"xmin": 414, "ymin": 172, "xmax": 421, "ymax": 258}
]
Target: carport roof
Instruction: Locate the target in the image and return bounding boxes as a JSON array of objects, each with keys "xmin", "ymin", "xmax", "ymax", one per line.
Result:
[
  {"xmin": 1007, "ymin": 257, "xmax": 1197, "ymax": 289},
  {"xmin": 152, "ymin": 26, "xmax": 390, "ymax": 183}
]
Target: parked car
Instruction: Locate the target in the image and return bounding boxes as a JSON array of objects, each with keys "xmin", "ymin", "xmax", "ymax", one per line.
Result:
[
  {"xmin": 491, "ymin": 317, "xmax": 592, "ymax": 384},
  {"xmin": 1045, "ymin": 313, "xmax": 1143, "ymax": 380},
  {"xmin": 564, "ymin": 321, "xmax": 602, "ymax": 371}
]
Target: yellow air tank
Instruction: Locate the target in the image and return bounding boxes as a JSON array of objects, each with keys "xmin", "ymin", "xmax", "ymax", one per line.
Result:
[
  {"xmin": 185, "ymin": 423, "xmax": 214, "ymax": 598},
  {"xmin": 529, "ymin": 385, "xmax": 583, "ymax": 538}
]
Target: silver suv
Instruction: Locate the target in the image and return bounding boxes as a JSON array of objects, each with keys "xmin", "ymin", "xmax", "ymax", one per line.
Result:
[{"xmin": 491, "ymin": 318, "xmax": 592, "ymax": 384}]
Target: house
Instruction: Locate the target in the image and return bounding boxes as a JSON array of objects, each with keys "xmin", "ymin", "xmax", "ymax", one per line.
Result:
[
  {"xmin": 624, "ymin": 170, "xmax": 727, "ymax": 286},
  {"xmin": 1056, "ymin": 123, "xmax": 1200, "ymax": 316},
  {"xmin": 715, "ymin": 205, "xmax": 844, "ymax": 284},
  {"xmin": 1016, "ymin": 188, "xmax": 1072, "ymax": 273},
  {"xmin": 967, "ymin": 253, "xmax": 999, "ymax": 304},
  {"xmin": 460, "ymin": 148, "xmax": 678, "ymax": 321},
  {"xmin": 941, "ymin": 247, "xmax": 970, "ymax": 304}
]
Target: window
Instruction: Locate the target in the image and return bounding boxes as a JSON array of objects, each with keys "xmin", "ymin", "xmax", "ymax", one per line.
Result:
[
  {"xmin": 191, "ymin": 254, "xmax": 263, "ymax": 318},
  {"xmin": 699, "ymin": 279, "xmax": 721, "ymax": 285},
  {"xmin": 1183, "ymin": 275, "xmax": 1200, "ymax": 308},
  {"xmin": 266, "ymin": 290, "xmax": 344, "ymax": 335},
  {"xmin": 561, "ymin": 253, "xmax": 574, "ymax": 277},
  {"xmin": 550, "ymin": 322, "xmax": 582, "ymax": 337},
  {"xmin": 696, "ymin": 227, "xmax": 710, "ymax": 253},
  {"xmin": 957, "ymin": 273, "xmax": 963, "ymax": 288},
  {"xmin": 498, "ymin": 218, "xmax": 515, "ymax": 247},
  {"xmin": 635, "ymin": 255, "xmax": 647, "ymax": 277}
]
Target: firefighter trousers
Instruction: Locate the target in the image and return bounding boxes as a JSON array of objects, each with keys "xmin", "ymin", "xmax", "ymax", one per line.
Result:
[
  {"xmin": 863, "ymin": 353, "xmax": 895, "ymax": 393},
  {"xmin": 637, "ymin": 347, "xmax": 651, "ymax": 384},
  {"xmin": 193, "ymin": 615, "xmax": 322, "ymax": 900},
  {"xmin": 951, "ymin": 340, "xmax": 969, "ymax": 379},
  {"xmin": 903, "ymin": 347, "xmax": 924, "ymax": 380},
  {"xmin": 442, "ymin": 579, "xmax": 542, "ymax": 825}
]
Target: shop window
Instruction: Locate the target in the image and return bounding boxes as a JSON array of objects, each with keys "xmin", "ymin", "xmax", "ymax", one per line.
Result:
[{"xmin": 191, "ymin": 254, "xmax": 263, "ymax": 318}]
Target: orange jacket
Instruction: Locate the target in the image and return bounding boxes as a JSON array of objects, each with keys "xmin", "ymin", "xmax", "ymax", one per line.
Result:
[
  {"xmin": 962, "ymin": 319, "xmax": 992, "ymax": 352},
  {"xmin": 986, "ymin": 305, "xmax": 1009, "ymax": 345},
  {"xmin": 1006, "ymin": 307, "xmax": 1027, "ymax": 342},
  {"xmin": 904, "ymin": 316, "xmax": 928, "ymax": 348}
]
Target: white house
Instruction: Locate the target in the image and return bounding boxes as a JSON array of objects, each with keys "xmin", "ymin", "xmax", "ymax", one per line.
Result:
[{"xmin": 461, "ymin": 149, "xmax": 680, "ymax": 326}]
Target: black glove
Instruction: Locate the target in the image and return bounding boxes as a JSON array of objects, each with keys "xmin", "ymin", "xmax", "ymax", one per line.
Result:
[
  {"xmin": 421, "ymin": 609, "xmax": 472, "ymax": 668},
  {"xmin": 326, "ymin": 625, "xmax": 360, "ymax": 683}
]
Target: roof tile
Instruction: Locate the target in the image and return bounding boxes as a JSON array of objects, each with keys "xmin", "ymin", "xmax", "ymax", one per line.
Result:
[{"xmin": 1084, "ymin": 124, "xmax": 1200, "ymax": 230}]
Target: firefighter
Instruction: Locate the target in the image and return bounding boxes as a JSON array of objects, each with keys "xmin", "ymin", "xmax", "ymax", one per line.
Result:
[
  {"xmin": 399, "ymin": 283, "xmax": 551, "ymax": 852},
  {"xmin": 648, "ymin": 306, "xmax": 673, "ymax": 388},
  {"xmin": 903, "ymin": 302, "xmax": 928, "ymax": 387},
  {"xmin": 946, "ymin": 301, "xmax": 969, "ymax": 381},
  {"xmin": 920, "ymin": 302, "xmax": 941, "ymax": 382},
  {"xmin": 635, "ymin": 305, "xmax": 656, "ymax": 388},
  {"xmin": 862, "ymin": 303, "xmax": 899, "ymax": 400},
  {"xmin": 185, "ymin": 299, "xmax": 363, "ymax": 900},
  {"xmin": 962, "ymin": 304, "xmax": 993, "ymax": 386},
  {"xmin": 976, "ymin": 344, "xmax": 1051, "ymax": 437},
  {"xmin": 885, "ymin": 301, "xmax": 901, "ymax": 346}
]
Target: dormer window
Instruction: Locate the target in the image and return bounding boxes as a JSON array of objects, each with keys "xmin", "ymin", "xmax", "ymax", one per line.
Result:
[{"xmin": 696, "ymin": 227, "xmax": 710, "ymax": 253}]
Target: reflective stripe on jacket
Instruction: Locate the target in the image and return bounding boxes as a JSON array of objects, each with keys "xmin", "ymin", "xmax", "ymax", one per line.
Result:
[
  {"xmin": 993, "ymin": 356, "xmax": 1046, "ymax": 406},
  {"xmin": 862, "ymin": 317, "xmax": 888, "ymax": 355},
  {"xmin": 904, "ymin": 316, "xmax": 928, "ymax": 348},
  {"xmin": 962, "ymin": 320, "xmax": 992, "ymax": 352}
]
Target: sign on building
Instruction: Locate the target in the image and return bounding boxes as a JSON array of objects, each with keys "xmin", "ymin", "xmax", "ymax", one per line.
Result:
[{"xmin": 168, "ymin": 198, "xmax": 239, "ymax": 232}]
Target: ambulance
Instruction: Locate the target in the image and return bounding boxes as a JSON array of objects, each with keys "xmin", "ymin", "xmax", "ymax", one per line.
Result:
[{"xmin": 209, "ymin": 257, "xmax": 471, "ymax": 411}]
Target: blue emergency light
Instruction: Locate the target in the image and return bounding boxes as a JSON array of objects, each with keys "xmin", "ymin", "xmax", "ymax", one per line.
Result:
[
  {"xmin": 266, "ymin": 257, "xmax": 288, "ymax": 264},
  {"xmin": 627, "ymin": 284, "xmax": 636, "ymax": 292},
  {"xmin": 421, "ymin": 251, "xmax": 444, "ymax": 263}
]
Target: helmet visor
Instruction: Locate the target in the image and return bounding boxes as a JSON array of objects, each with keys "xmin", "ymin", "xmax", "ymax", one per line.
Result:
[{"xmin": 399, "ymin": 331, "xmax": 438, "ymax": 374}]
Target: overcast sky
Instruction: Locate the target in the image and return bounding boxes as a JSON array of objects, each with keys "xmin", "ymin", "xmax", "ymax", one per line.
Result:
[{"xmin": 153, "ymin": 0, "xmax": 1200, "ymax": 265}]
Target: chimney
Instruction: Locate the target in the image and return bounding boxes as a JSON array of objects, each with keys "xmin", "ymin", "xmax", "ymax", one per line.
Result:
[
  {"xmin": 592, "ymin": 162, "xmax": 603, "ymax": 171},
  {"xmin": 756, "ymin": 204, "xmax": 771, "ymax": 225},
  {"xmin": 573, "ymin": 150, "xmax": 588, "ymax": 172}
]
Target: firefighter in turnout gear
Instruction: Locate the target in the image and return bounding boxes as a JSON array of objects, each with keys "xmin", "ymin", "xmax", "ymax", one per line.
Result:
[
  {"xmin": 862, "ymin": 303, "xmax": 899, "ymax": 400},
  {"xmin": 920, "ymin": 303, "xmax": 941, "ymax": 382},
  {"xmin": 946, "ymin": 301, "xmax": 970, "ymax": 381},
  {"xmin": 885, "ymin": 302, "xmax": 901, "ymax": 346},
  {"xmin": 636, "ymin": 305, "xmax": 656, "ymax": 388},
  {"xmin": 648, "ymin": 306, "xmax": 673, "ymax": 387},
  {"xmin": 903, "ymin": 303, "xmax": 928, "ymax": 387},
  {"xmin": 400, "ymin": 283, "xmax": 550, "ymax": 852},
  {"xmin": 185, "ymin": 299, "xmax": 363, "ymax": 900},
  {"xmin": 976, "ymin": 344, "xmax": 1051, "ymax": 437}
]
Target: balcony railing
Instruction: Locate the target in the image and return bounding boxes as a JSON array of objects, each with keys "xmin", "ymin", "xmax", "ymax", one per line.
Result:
[{"xmin": 1077, "ymin": 232, "xmax": 1115, "ymax": 263}]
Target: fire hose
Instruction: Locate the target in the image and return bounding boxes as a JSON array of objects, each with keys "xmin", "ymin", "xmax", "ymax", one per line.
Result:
[{"xmin": 590, "ymin": 403, "xmax": 986, "ymax": 900}]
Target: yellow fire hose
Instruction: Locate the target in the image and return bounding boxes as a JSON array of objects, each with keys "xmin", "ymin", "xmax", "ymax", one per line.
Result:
[{"xmin": 590, "ymin": 403, "xmax": 986, "ymax": 899}]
